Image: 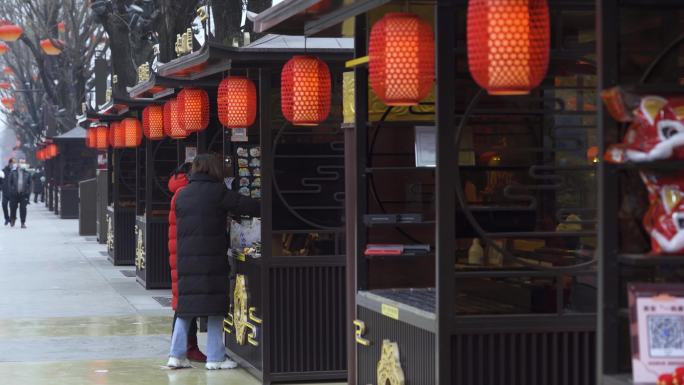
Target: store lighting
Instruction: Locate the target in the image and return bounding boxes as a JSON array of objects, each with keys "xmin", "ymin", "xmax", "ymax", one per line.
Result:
[
  {"xmin": 177, "ymin": 88, "xmax": 209, "ymax": 133},
  {"xmin": 369, "ymin": 12, "xmax": 435, "ymax": 106},
  {"xmin": 281, "ymin": 55, "xmax": 331, "ymax": 126},
  {"xmin": 142, "ymin": 105, "xmax": 165, "ymax": 140},
  {"xmin": 467, "ymin": 0, "xmax": 550, "ymax": 95},
  {"xmin": 217, "ymin": 76, "xmax": 257, "ymax": 128}
]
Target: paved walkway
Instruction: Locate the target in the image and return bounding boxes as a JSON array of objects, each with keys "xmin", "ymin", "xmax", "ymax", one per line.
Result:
[{"xmin": 0, "ymin": 204, "xmax": 336, "ymax": 385}]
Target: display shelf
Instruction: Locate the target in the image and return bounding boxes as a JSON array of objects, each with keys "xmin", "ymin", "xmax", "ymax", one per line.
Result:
[
  {"xmin": 619, "ymin": 0, "xmax": 684, "ymax": 8},
  {"xmin": 618, "ymin": 253, "xmax": 684, "ymax": 266}
]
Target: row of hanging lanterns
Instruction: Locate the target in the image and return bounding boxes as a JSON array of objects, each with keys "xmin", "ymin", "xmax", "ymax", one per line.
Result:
[
  {"xmin": 83, "ymin": 2, "xmax": 550, "ymax": 151},
  {"xmin": 36, "ymin": 144, "xmax": 58, "ymax": 161}
]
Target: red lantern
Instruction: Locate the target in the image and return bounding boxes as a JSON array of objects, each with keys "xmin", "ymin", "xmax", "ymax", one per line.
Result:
[
  {"xmin": 109, "ymin": 121, "xmax": 125, "ymax": 148},
  {"xmin": 177, "ymin": 88, "xmax": 209, "ymax": 133},
  {"xmin": 142, "ymin": 105, "xmax": 165, "ymax": 140},
  {"xmin": 1, "ymin": 96, "xmax": 15, "ymax": 108},
  {"xmin": 467, "ymin": 0, "xmax": 550, "ymax": 95},
  {"xmin": 57, "ymin": 22, "xmax": 65, "ymax": 33},
  {"xmin": 47, "ymin": 143, "xmax": 58, "ymax": 158},
  {"xmin": 3, "ymin": 67, "xmax": 13, "ymax": 76},
  {"xmin": 40, "ymin": 39, "xmax": 62, "ymax": 55},
  {"xmin": 0, "ymin": 24, "xmax": 23, "ymax": 42},
  {"xmin": 120, "ymin": 118, "xmax": 142, "ymax": 148},
  {"xmin": 369, "ymin": 13, "xmax": 435, "ymax": 106},
  {"xmin": 35, "ymin": 149, "xmax": 42, "ymax": 161},
  {"xmin": 281, "ymin": 55, "xmax": 331, "ymax": 126},
  {"xmin": 163, "ymin": 98, "xmax": 188, "ymax": 139},
  {"xmin": 0, "ymin": 42, "xmax": 9, "ymax": 55},
  {"xmin": 217, "ymin": 76, "xmax": 257, "ymax": 128},
  {"xmin": 93, "ymin": 125, "xmax": 109, "ymax": 150},
  {"xmin": 85, "ymin": 128, "xmax": 95, "ymax": 148},
  {"xmin": 0, "ymin": 82, "xmax": 11, "ymax": 90}
]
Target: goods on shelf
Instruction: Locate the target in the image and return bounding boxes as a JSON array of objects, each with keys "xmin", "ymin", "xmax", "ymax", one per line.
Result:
[{"xmin": 603, "ymin": 88, "xmax": 684, "ymax": 163}]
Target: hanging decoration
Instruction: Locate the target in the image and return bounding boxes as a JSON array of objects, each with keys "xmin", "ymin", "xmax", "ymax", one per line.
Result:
[
  {"xmin": 0, "ymin": 82, "xmax": 11, "ymax": 89},
  {"xmin": 142, "ymin": 105, "xmax": 165, "ymax": 140},
  {"xmin": 163, "ymin": 98, "xmax": 188, "ymax": 139},
  {"xmin": 1, "ymin": 96, "xmax": 15, "ymax": 108},
  {"xmin": 0, "ymin": 24, "xmax": 23, "ymax": 42},
  {"xmin": 93, "ymin": 125, "xmax": 109, "ymax": 150},
  {"xmin": 467, "ymin": 0, "xmax": 550, "ymax": 95},
  {"xmin": 121, "ymin": 118, "xmax": 143, "ymax": 148},
  {"xmin": 0, "ymin": 42, "xmax": 9, "ymax": 55},
  {"xmin": 281, "ymin": 55, "xmax": 331, "ymax": 126},
  {"xmin": 47, "ymin": 143, "xmax": 58, "ymax": 158},
  {"xmin": 2, "ymin": 67, "xmax": 13, "ymax": 76},
  {"xmin": 218, "ymin": 76, "xmax": 257, "ymax": 128},
  {"xmin": 109, "ymin": 121, "xmax": 125, "ymax": 148},
  {"xmin": 177, "ymin": 88, "xmax": 209, "ymax": 132},
  {"xmin": 85, "ymin": 127, "xmax": 95, "ymax": 148},
  {"xmin": 57, "ymin": 22, "xmax": 65, "ymax": 33},
  {"xmin": 40, "ymin": 39, "xmax": 62, "ymax": 55},
  {"xmin": 368, "ymin": 13, "xmax": 435, "ymax": 106}
]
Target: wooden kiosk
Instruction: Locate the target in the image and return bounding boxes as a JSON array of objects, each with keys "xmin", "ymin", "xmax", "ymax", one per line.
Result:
[
  {"xmin": 256, "ymin": 1, "xmax": 600, "ymax": 384},
  {"xmin": 127, "ymin": 75, "xmax": 183, "ymax": 289},
  {"xmin": 51, "ymin": 126, "xmax": 97, "ymax": 219},
  {"xmin": 155, "ymin": 34, "xmax": 352, "ymax": 383}
]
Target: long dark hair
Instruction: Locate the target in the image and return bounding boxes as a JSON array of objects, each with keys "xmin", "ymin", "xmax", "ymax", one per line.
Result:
[{"xmin": 191, "ymin": 153, "xmax": 223, "ymax": 182}]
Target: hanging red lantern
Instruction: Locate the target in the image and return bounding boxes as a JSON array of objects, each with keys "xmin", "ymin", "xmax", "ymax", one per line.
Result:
[
  {"xmin": 177, "ymin": 88, "xmax": 209, "ymax": 132},
  {"xmin": 57, "ymin": 22, "xmax": 65, "ymax": 33},
  {"xmin": 1, "ymin": 96, "xmax": 15, "ymax": 108},
  {"xmin": 0, "ymin": 42, "xmax": 9, "ymax": 55},
  {"xmin": 35, "ymin": 149, "xmax": 42, "ymax": 161},
  {"xmin": 369, "ymin": 13, "xmax": 435, "ymax": 106},
  {"xmin": 218, "ymin": 76, "xmax": 257, "ymax": 128},
  {"xmin": 85, "ymin": 128, "xmax": 95, "ymax": 148},
  {"xmin": 0, "ymin": 82, "xmax": 11, "ymax": 90},
  {"xmin": 163, "ymin": 98, "xmax": 188, "ymax": 139},
  {"xmin": 93, "ymin": 125, "xmax": 109, "ymax": 150},
  {"xmin": 120, "ymin": 118, "xmax": 142, "ymax": 148},
  {"xmin": 281, "ymin": 55, "xmax": 331, "ymax": 126},
  {"xmin": 109, "ymin": 121, "xmax": 125, "ymax": 148},
  {"xmin": 40, "ymin": 39, "xmax": 62, "ymax": 55},
  {"xmin": 142, "ymin": 105, "xmax": 165, "ymax": 140},
  {"xmin": 467, "ymin": 0, "xmax": 550, "ymax": 95},
  {"xmin": 47, "ymin": 143, "xmax": 58, "ymax": 158},
  {"xmin": 0, "ymin": 24, "xmax": 23, "ymax": 42},
  {"xmin": 3, "ymin": 67, "xmax": 13, "ymax": 76}
]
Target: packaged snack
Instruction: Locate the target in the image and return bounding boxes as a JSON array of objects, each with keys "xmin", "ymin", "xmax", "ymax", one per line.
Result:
[
  {"xmin": 239, "ymin": 177, "xmax": 250, "ymax": 186},
  {"xmin": 237, "ymin": 158, "xmax": 249, "ymax": 167},
  {"xmin": 252, "ymin": 168, "xmax": 261, "ymax": 177},
  {"xmin": 237, "ymin": 147, "xmax": 248, "ymax": 157},
  {"xmin": 239, "ymin": 186, "xmax": 250, "ymax": 196},
  {"xmin": 239, "ymin": 168, "xmax": 251, "ymax": 177},
  {"xmin": 249, "ymin": 158, "xmax": 261, "ymax": 167},
  {"xmin": 252, "ymin": 177, "xmax": 261, "ymax": 187},
  {"xmin": 251, "ymin": 189, "xmax": 261, "ymax": 199},
  {"xmin": 249, "ymin": 147, "xmax": 261, "ymax": 157}
]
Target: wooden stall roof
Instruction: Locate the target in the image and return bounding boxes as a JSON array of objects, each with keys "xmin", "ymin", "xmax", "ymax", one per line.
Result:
[
  {"xmin": 53, "ymin": 126, "xmax": 86, "ymax": 142},
  {"xmin": 253, "ymin": 0, "xmax": 392, "ymax": 36},
  {"xmin": 156, "ymin": 34, "xmax": 353, "ymax": 80}
]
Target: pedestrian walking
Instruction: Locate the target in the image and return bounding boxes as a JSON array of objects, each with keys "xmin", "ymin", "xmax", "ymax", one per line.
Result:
[
  {"xmin": 8, "ymin": 159, "xmax": 32, "ymax": 228},
  {"xmin": 2, "ymin": 158, "xmax": 14, "ymax": 226},
  {"xmin": 31, "ymin": 167, "xmax": 44, "ymax": 203},
  {"xmin": 167, "ymin": 162, "xmax": 206, "ymax": 363},
  {"xmin": 166, "ymin": 154, "xmax": 260, "ymax": 370}
]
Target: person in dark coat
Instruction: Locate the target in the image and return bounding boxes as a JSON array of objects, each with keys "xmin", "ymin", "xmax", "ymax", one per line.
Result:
[
  {"xmin": 167, "ymin": 154, "xmax": 259, "ymax": 370},
  {"xmin": 8, "ymin": 159, "xmax": 32, "ymax": 228},
  {"xmin": 1, "ymin": 158, "xmax": 14, "ymax": 225},
  {"xmin": 31, "ymin": 167, "xmax": 44, "ymax": 203},
  {"xmin": 167, "ymin": 163, "xmax": 205, "ymax": 363}
]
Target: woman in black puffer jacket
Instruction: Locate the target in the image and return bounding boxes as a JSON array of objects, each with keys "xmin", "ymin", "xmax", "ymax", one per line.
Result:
[{"xmin": 166, "ymin": 154, "xmax": 260, "ymax": 370}]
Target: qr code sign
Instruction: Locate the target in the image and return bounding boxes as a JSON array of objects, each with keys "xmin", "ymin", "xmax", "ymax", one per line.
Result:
[{"xmin": 648, "ymin": 315, "xmax": 684, "ymax": 357}]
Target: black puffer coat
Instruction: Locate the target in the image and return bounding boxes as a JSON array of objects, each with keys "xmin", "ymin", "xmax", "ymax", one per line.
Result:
[{"xmin": 175, "ymin": 173, "xmax": 260, "ymax": 317}]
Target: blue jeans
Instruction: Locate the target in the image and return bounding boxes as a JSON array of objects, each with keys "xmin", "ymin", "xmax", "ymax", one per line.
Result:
[{"xmin": 170, "ymin": 316, "xmax": 226, "ymax": 362}]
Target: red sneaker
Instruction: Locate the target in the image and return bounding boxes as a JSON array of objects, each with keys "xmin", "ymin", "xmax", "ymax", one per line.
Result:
[{"xmin": 187, "ymin": 346, "xmax": 207, "ymax": 362}]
